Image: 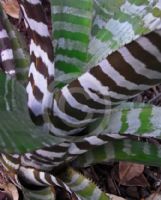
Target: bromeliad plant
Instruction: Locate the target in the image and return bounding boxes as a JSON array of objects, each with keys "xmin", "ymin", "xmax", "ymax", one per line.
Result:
[{"xmin": 1, "ymin": 0, "xmax": 161, "ymax": 199}]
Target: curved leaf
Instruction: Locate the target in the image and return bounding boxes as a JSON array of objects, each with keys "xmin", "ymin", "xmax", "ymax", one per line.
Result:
[
  {"xmin": 61, "ymin": 167, "xmax": 111, "ymax": 200},
  {"xmin": 104, "ymin": 102, "xmax": 161, "ymax": 138},
  {"xmin": 72, "ymin": 139, "xmax": 161, "ymax": 168}
]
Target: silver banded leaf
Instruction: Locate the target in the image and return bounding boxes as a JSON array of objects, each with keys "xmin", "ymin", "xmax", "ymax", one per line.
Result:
[
  {"xmin": 88, "ymin": 0, "xmax": 161, "ymax": 67},
  {"xmin": 104, "ymin": 102, "xmax": 161, "ymax": 138}
]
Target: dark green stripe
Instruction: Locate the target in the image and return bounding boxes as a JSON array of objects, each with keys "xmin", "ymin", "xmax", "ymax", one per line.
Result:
[
  {"xmin": 137, "ymin": 107, "xmax": 153, "ymax": 134},
  {"xmin": 53, "ymin": 14, "xmax": 91, "ymax": 27},
  {"xmin": 56, "ymin": 48, "xmax": 87, "ymax": 61},
  {"xmin": 56, "ymin": 61, "xmax": 81, "ymax": 73},
  {"xmin": 54, "ymin": 30, "xmax": 89, "ymax": 43}
]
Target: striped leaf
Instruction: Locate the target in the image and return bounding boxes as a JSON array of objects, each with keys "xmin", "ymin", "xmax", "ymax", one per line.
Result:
[
  {"xmin": 85, "ymin": 102, "xmax": 161, "ymax": 138},
  {"xmin": 61, "ymin": 168, "xmax": 111, "ymax": 200},
  {"xmin": 73, "ymin": 139, "xmax": 161, "ymax": 168},
  {"xmin": 104, "ymin": 102, "xmax": 161, "ymax": 138},
  {"xmin": 0, "ymin": 4, "xmax": 29, "ymax": 84},
  {"xmin": 49, "ymin": 30, "xmax": 161, "ymax": 138},
  {"xmin": 51, "ymin": 0, "xmax": 93, "ymax": 87},
  {"xmin": 52, "ymin": 0, "xmax": 161, "ymax": 88},
  {"xmin": 18, "ymin": 166, "xmax": 81, "ymax": 200}
]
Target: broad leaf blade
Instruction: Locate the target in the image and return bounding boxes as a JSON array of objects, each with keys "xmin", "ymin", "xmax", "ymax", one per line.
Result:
[
  {"xmin": 105, "ymin": 102, "xmax": 161, "ymax": 138},
  {"xmin": 0, "ymin": 73, "xmax": 62, "ymax": 154},
  {"xmin": 51, "ymin": 0, "xmax": 93, "ymax": 87}
]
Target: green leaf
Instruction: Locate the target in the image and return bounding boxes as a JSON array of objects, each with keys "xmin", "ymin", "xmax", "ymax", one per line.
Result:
[
  {"xmin": 51, "ymin": 0, "xmax": 93, "ymax": 87},
  {"xmin": 104, "ymin": 102, "xmax": 161, "ymax": 138},
  {"xmin": 0, "ymin": 73, "xmax": 62, "ymax": 154},
  {"xmin": 73, "ymin": 139, "xmax": 161, "ymax": 168}
]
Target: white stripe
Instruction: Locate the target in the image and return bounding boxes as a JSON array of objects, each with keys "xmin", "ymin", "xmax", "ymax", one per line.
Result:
[
  {"xmin": 48, "ymin": 123, "xmax": 84, "ymax": 136},
  {"xmin": 55, "ymin": 54, "xmax": 86, "ymax": 68},
  {"xmin": 1, "ymin": 49, "xmax": 13, "ymax": 62},
  {"xmin": 26, "ymin": 82, "xmax": 43, "ymax": 115},
  {"xmin": 123, "ymin": 140, "xmax": 132, "ymax": 155},
  {"xmin": 30, "ymin": 39, "xmax": 54, "ymax": 76},
  {"xmin": 151, "ymin": 107, "xmax": 161, "ymax": 129},
  {"xmin": 143, "ymin": 143, "xmax": 151, "ymax": 155},
  {"xmin": 4, "ymin": 76, "xmax": 10, "ymax": 111},
  {"xmin": 1, "ymin": 154, "xmax": 19, "ymax": 170},
  {"xmin": 20, "ymin": 167, "xmax": 44, "ymax": 186},
  {"xmin": 120, "ymin": 1, "xmax": 146, "ymax": 16},
  {"xmin": 107, "ymin": 111, "xmax": 122, "ymax": 132},
  {"xmin": 6, "ymin": 70, "xmax": 15, "ymax": 75},
  {"xmin": 26, "ymin": 0, "xmax": 41, "ymax": 4},
  {"xmin": 52, "ymin": 6, "xmax": 91, "ymax": 19},
  {"xmin": 14, "ymin": 48, "xmax": 25, "ymax": 59},
  {"xmin": 39, "ymin": 172, "xmax": 49, "ymax": 184},
  {"xmin": 67, "ymin": 173, "xmax": 80, "ymax": 185},
  {"xmin": 79, "ymin": 72, "xmax": 134, "ymax": 99},
  {"xmin": 68, "ymin": 143, "xmax": 87, "ymax": 155},
  {"xmin": 72, "ymin": 179, "xmax": 89, "ymax": 191},
  {"xmin": 54, "ymin": 21, "xmax": 90, "ymax": 34},
  {"xmin": 54, "ymin": 99, "xmax": 96, "ymax": 125},
  {"xmin": 143, "ymin": 13, "xmax": 161, "ymax": 30},
  {"xmin": 137, "ymin": 36, "xmax": 161, "ymax": 63},
  {"xmin": 126, "ymin": 109, "xmax": 142, "ymax": 134},
  {"xmin": 62, "ymin": 86, "xmax": 109, "ymax": 114},
  {"xmin": 99, "ymin": 59, "xmax": 150, "ymax": 90},
  {"xmin": 27, "ymin": 192, "xmax": 53, "ymax": 200},
  {"xmin": 84, "ymin": 136, "xmax": 106, "ymax": 145},
  {"xmin": 90, "ymin": 187, "xmax": 102, "ymax": 200},
  {"xmin": 50, "ymin": 176, "xmax": 61, "ymax": 187},
  {"xmin": 0, "ymin": 29, "xmax": 8, "ymax": 39},
  {"xmin": 106, "ymin": 18, "xmax": 136, "ymax": 44},
  {"xmin": 54, "ymin": 38, "xmax": 87, "ymax": 52},
  {"xmin": 36, "ymin": 149, "xmax": 66, "ymax": 159},
  {"xmin": 21, "ymin": 6, "xmax": 49, "ymax": 37},
  {"xmin": 78, "ymin": 74, "xmax": 116, "ymax": 106},
  {"xmin": 119, "ymin": 46, "xmax": 161, "ymax": 79},
  {"xmin": 29, "ymin": 62, "xmax": 47, "ymax": 94}
]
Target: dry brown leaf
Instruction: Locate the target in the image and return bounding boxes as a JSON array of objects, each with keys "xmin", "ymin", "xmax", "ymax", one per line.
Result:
[
  {"xmin": 0, "ymin": 0, "xmax": 20, "ymax": 19},
  {"xmin": 145, "ymin": 192, "xmax": 161, "ymax": 200},
  {"xmin": 106, "ymin": 193, "xmax": 126, "ymax": 200},
  {"xmin": 0, "ymin": 183, "xmax": 19, "ymax": 200},
  {"xmin": 119, "ymin": 162, "xmax": 144, "ymax": 185},
  {"xmin": 6, "ymin": 183, "xmax": 19, "ymax": 200}
]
